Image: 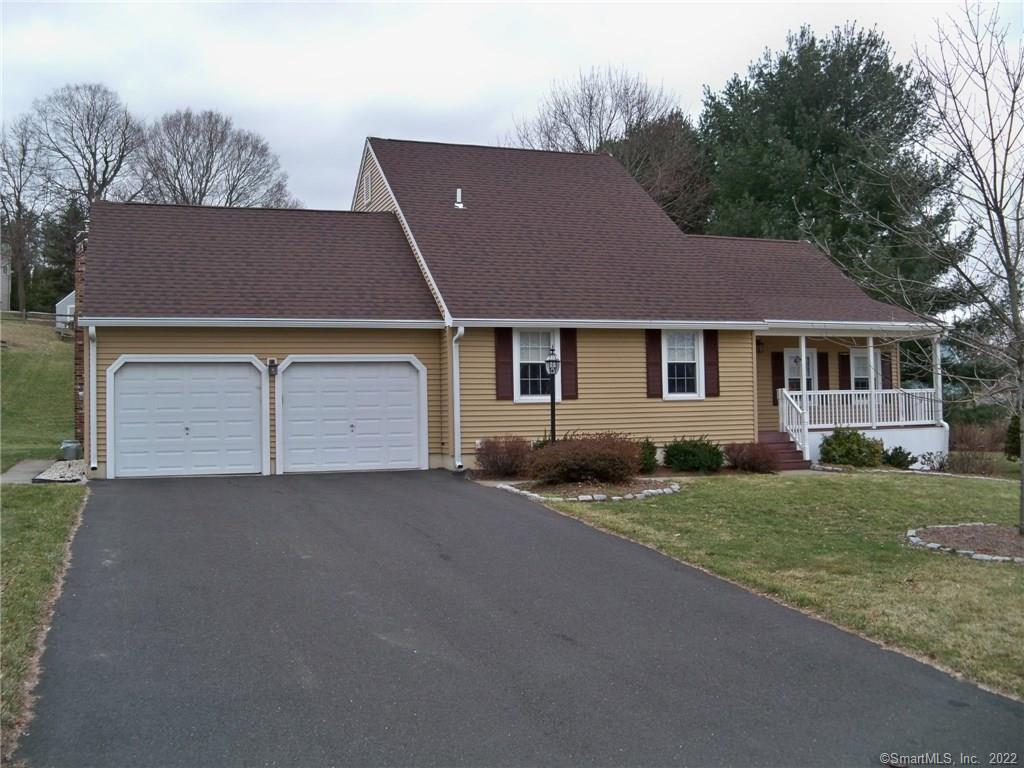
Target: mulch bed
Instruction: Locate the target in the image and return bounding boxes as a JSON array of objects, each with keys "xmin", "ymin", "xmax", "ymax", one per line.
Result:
[
  {"xmin": 523, "ymin": 477, "xmax": 674, "ymax": 497},
  {"xmin": 916, "ymin": 524, "xmax": 1024, "ymax": 558}
]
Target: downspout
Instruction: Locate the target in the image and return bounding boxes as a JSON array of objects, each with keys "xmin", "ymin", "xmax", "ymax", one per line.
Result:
[
  {"xmin": 88, "ymin": 326, "xmax": 98, "ymax": 471},
  {"xmin": 452, "ymin": 326, "xmax": 465, "ymax": 470}
]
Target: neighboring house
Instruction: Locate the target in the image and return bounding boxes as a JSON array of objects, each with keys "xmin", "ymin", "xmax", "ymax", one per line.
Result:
[
  {"xmin": 75, "ymin": 138, "xmax": 947, "ymax": 479},
  {"xmin": 56, "ymin": 290, "xmax": 76, "ymax": 332},
  {"xmin": 1, "ymin": 242, "xmax": 11, "ymax": 312}
]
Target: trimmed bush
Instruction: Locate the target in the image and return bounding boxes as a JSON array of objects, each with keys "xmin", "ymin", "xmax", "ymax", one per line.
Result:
[
  {"xmin": 663, "ymin": 437, "xmax": 723, "ymax": 473},
  {"xmin": 1006, "ymin": 414, "xmax": 1021, "ymax": 461},
  {"xmin": 527, "ymin": 433, "xmax": 640, "ymax": 484},
  {"xmin": 882, "ymin": 445, "xmax": 917, "ymax": 470},
  {"xmin": 475, "ymin": 436, "xmax": 531, "ymax": 478},
  {"xmin": 639, "ymin": 438, "xmax": 658, "ymax": 474},
  {"xmin": 723, "ymin": 442, "xmax": 778, "ymax": 473},
  {"xmin": 819, "ymin": 428, "xmax": 883, "ymax": 467}
]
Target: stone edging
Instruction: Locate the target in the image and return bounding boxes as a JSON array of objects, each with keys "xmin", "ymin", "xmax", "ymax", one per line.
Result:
[
  {"xmin": 495, "ymin": 482, "xmax": 681, "ymax": 503},
  {"xmin": 813, "ymin": 464, "xmax": 1017, "ymax": 483},
  {"xmin": 905, "ymin": 523, "xmax": 1024, "ymax": 564}
]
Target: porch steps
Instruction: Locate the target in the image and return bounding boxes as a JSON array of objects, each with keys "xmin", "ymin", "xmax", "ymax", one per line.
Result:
[{"xmin": 757, "ymin": 431, "xmax": 812, "ymax": 471}]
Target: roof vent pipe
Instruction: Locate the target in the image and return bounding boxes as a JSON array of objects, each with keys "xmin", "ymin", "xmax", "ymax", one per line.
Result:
[{"xmin": 454, "ymin": 188, "xmax": 464, "ymax": 209}]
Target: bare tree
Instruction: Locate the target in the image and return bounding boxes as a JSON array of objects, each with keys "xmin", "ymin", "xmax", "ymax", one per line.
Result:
[
  {"xmin": 140, "ymin": 109, "xmax": 299, "ymax": 208},
  {"xmin": 32, "ymin": 83, "xmax": 145, "ymax": 206},
  {"xmin": 514, "ymin": 67, "xmax": 673, "ymax": 153},
  {"xmin": 1, "ymin": 116, "xmax": 49, "ymax": 318},
  {"xmin": 828, "ymin": 4, "xmax": 1023, "ymax": 530}
]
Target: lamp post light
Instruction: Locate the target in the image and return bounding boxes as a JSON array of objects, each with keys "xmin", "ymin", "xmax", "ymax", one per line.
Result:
[{"xmin": 545, "ymin": 345, "xmax": 560, "ymax": 442}]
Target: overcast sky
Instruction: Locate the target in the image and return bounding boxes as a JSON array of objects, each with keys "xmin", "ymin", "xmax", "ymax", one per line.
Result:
[{"xmin": 4, "ymin": 1, "xmax": 1019, "ymax": 209}]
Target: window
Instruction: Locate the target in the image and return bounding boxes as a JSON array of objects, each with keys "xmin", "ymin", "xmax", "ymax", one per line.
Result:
[
  {"xmin": 662, "ymin": 331, "xmax": 704, "ymax": 399},
  {"xmin": 851, "ymin": 349, "xmax": 882, "ymax": 390},
  {"xmin": 784, "ymin": 348, "xmax": 817, "ymax": 391},
  {"xmin": 513, "ymin": 329, "xmax": 560, "ymax": 402}
]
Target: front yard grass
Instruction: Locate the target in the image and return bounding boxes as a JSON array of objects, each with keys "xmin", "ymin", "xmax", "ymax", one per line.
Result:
[
  {"xmin": 0, "ymin": 319, "xmax": 75, "ymax": 472},
  {"xmin": 552, "ymin": 473, "xmax": 1024, "ymax": 699},
  {"xmin": 1, "ymin": 484, "xmax": 87, "ymax": 759}
]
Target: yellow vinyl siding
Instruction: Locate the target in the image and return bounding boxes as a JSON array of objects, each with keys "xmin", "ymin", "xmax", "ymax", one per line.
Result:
[
  {"xmin": 353, "ymin": 146, "xmax": 396, "ymax": 213},
  {"xmin": 457, "ymin": 328, "xmax": 757, "ymax": 459},
  {"xmin": 756, "ymin": 337, "xmax": 902, "ymax": 432},
  {"xmin": 92, "ymin": 327, "xmax": 445, "ymax": 470}
]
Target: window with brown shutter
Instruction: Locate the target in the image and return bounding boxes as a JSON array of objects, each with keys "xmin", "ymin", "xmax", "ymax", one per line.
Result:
[
  {"xmin": 838, "ymin": 353, "xmax": 851, "ymax": 389},
  {"xmin": 771, "ymin": 351, "xmax": 784, "ymax": 404},
  {"xmin": 881, "ymin": 352, "xmax": 893, "ymax": 389},
  {"xmin": 645, "ymin": 330, "xmax": 662, "ymax": 398},
  {"xmin": 494, "ymin": 328, "xmax": 513, "ymax": 400},
  {"xmin": 703, "ymin": 330, "xmax": 720, "ymax": 397},
  {"xmin": 561, "ymin": 329, "xmax": 578, "ymax": 400}
]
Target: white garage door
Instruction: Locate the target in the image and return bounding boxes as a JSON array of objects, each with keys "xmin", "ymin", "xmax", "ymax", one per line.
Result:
[
  {"xmin": 113, "ymin": 362, "xmax": 263, "ymax": 478},
  {"xmin": 280, "ymin": 361, "xmax": 422, "ymax": 473}
]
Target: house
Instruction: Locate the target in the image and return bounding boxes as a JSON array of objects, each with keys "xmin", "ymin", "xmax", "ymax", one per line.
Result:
[
  {"xmin": 74, "ymin": 138, "xmax": 947, "ymax": 479},
  {"xmin": 55, "ymin": 290, "xmax": 76, "ymax": 334}
]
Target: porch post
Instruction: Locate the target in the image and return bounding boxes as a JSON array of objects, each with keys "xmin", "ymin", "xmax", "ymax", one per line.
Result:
[
  {"xmin": 799, "ymin": 334, "xmax": 810, "ymax": 459},
  {"xmin": 868, "ymin": 335, "xmax": 877, "ymax": 428},
  {"xmin": 932, "ymin": 335, "xmax": 943, "ymax": 425}
]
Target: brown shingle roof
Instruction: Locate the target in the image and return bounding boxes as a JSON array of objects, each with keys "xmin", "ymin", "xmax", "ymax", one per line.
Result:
[
  {"xmin": 369, "ymin": 138, "xmax": 921, "ymax": 324},
  {"xmin": 82, "ymin": 202, "xmax": 441, "ymax": 320}
]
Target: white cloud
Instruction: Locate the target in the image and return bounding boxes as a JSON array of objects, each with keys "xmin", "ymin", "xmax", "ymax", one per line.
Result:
[{"xmin": 2, "ymin": 0, "xmax": 999, "ymax": 209}]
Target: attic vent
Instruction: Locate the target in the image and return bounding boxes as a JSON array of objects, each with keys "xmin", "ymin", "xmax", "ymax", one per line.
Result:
[{"xmin": 454, "ymin": 188, "xmax": 464, "ymax": 209}]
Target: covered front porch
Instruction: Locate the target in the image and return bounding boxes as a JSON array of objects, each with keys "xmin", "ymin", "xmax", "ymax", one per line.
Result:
[{"xmin": 756, "ymin": 331, "xmax": 947, "ymax": 463}]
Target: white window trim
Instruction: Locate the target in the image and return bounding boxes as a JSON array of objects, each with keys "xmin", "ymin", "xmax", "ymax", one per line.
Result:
[
  {"xmin": 851, "ymin": 349, "xmax": 883, "ymax": 389},
  {"xmin": 784, "ymin": 347, "xmax": 818, "ymax": 391},
  {"xmin": 513, "ymin": 328, "xmax": 561, "ymax": 404},
  {"xmin": 662, "ymin": 330, "xmax": 705, "ymax": 401}
]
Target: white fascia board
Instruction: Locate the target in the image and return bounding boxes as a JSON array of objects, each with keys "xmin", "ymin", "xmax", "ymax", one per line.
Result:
[
  {"xmin": 365, "ymin": 141, "xmax": 453, "ymax": 326},
  {"xmin": 79, "ymin": 317, "xmax": 446, "ymax": 329},
  {"xmin": 349, "ymin": 139, "xmax": 370, "ymax": 211},
  {"xmin": 760, "ymin": 319, "xmax": 942, "ymax": 336},
  {"xmin": 451, "ymin": 318, "xmax": 769, "ymax": 330}
]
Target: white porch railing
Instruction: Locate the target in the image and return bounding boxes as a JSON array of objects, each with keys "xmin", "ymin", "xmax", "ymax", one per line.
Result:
[
  {"xmin": 778, "ymin": 390, "xmax": 806, "ymax": 451},
  {"xmin": 777, "ymin": 388, "xmax": 942, "ymax": 459}
]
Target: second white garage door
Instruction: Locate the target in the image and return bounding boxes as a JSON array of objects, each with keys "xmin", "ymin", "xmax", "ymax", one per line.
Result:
[{"xmin": 279, "ymin": 360, "xmax": 424, "ymax": 473}]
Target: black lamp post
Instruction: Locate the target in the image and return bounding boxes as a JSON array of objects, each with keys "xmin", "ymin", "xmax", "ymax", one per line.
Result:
[{"xmin": 545, "ymin": 345, "xmax": 560, "ymax": 442}]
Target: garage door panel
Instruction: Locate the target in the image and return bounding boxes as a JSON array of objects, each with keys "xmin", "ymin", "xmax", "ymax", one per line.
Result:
[
  {"xmin": 280, "ymin": 360, "xmax": 421, "ymax": 473},
  {"xmin": 113, "ymin": 361, "xmax": 263, "ymax": 478}
]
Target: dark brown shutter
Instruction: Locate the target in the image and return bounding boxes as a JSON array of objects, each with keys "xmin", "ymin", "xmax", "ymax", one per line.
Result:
[
  {"xmin": 817, "ymin": 351, "xmax": 830, "ymax": 390},
  {"xmin": 771, "ymin": 351, "xmax": 784, "ymax": 405},
  {"xmin": 494, "ymin": 328, "xmax": 513, "ymax": 400},
  {"xmin": 703, "ymin": 329, "xmax": 720, "ymax": 397},
  {"xmin": 645, "ymin": 329, "xmax": 662, "ymax": 398},
  {"xmin": 838, "ymin": 353, "xmax": 851, "ymax": 390},
  {"xmin": 560, "ymin": 329, "xmax": 578, "ymax": 400},
  {"xmin": 881, "ymin": 352, "xmax": 893, "ymax": 389}
]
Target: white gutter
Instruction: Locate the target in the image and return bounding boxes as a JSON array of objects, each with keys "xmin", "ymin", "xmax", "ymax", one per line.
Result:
[
  {"xmin": 78, "ymin": 317, "xmax": 446, "ymax": 329},
  {"xmin": 451, "ymin": 318, "xmax": 769, "ymax": 330},
  {"xmin": 451, "ymin": 326, "xmax": 465, "ymax": 470},
  {"xmin": 88, "ymin": 326, "xmax": 98, "ymax": 470}
]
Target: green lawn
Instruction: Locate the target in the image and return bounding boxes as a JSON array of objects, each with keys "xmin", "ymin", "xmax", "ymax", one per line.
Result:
[
  {"xmin": 553, "ymin": 473, "xmax": 1024, "ymax": 699},
  {"xmin": 1, "ymin": 484, "xmax": 87, "ymax": 758},
  {"xmin": 1, "ymin": 319, "xmax": 75, "ymax": 472}
]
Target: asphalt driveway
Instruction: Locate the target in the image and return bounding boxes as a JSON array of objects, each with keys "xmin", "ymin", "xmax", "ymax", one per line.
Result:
[{"xmin": 19, "ymin": 471, "xmax": 1022, "ymax": 767}]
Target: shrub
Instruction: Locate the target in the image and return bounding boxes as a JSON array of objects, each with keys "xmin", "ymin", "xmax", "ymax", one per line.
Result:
[
  {"xmin": 818, "ymin": 428, "xmax": 883, "ymax": 467},
  {"xmin": 638, "ymin": 438, "xmax": 658, "ymax": 474},
  {"xmin": 723, "ymin": 442, "xmax": 778, "ymax": 473},
  {"xmin": 475, "ymin": 436, "xmax": 531, "ymax": 478},
  {"xmin": 947, "ymin": 451, "xmax": 996, "ymax": 476},
  {"xmin": 1006, "ymin": 414, "xmax": 1021, "ymax": 461},
  {"xmin": 527, "ymin": 433, "xmax": 640, "ymax": 484},
  {"xmin": 919, "ymin": 451, "xmax": 948, "ymax": 472},
  {"xmin": 882, "ymin": 446, "xmax": 917, "ymax": 470},
  {"xmin": 663, "ymin": 437, "xmax": 723, "ymax": 473},
  {"xmin": 951, "ymin": 422, "xmax": 1005, "ymax": 453}
]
